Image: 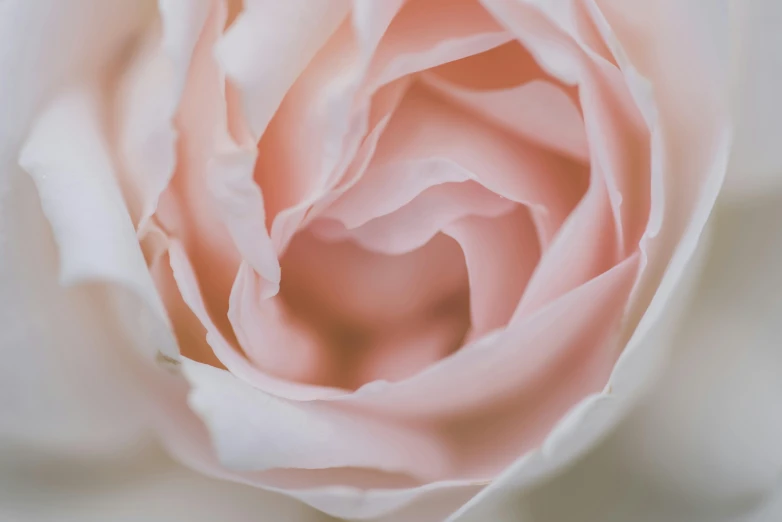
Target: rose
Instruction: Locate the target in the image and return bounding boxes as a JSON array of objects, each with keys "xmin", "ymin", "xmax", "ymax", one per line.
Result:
[
  {"xmin": 4, "ymin": 0, "xmax": 733, "ymax": 519},
  {"xmin": 6, "ymin": 1, "xmax": 776, "ymax": 520}
]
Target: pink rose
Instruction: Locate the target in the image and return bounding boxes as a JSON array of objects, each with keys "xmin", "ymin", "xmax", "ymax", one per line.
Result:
[{"xmin": 14, "ymin": 0, "xmax": 730, "ymax": 519}]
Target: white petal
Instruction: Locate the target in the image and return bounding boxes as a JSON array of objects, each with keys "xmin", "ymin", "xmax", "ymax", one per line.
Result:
[
  {"xmin": 0, "ymin": 0, "xmax": 154, "ymax": 160},
  {"xmin": 0, "ymin": 0, "xmax": 161, "ymax": 455},
  {"xmin": 19, "ymin": 82, "xmax": 178, "ymax": 363},
  {"xmin": 0, "ymin": 170, "xmax": 151, "ymax": 455},
  {"xmin": 182, "ymin": 359, "xmax": 452, "ymax": 480}
]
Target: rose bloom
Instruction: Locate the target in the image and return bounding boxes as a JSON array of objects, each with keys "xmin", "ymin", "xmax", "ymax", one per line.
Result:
[{"xmin": 3, "ymin": 0, "xmax": 757, "ymax": 520}]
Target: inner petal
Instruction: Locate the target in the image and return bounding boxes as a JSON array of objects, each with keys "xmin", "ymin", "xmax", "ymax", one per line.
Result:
[
  {"xmin": 278, "ymin": 231, "xmax": 470, "ymax": 389},
  {"xmin": 322, "ymin": 82, "xmax": 587, "ymax": 246},
  {"xmin": 443, "ymin": 206, "xmax": 540, "ymax": 339},
  {"xmin": 311, "ymin": 180, "xmax": 516, "ymax": 255},
  {"xmin": 155, "ymin": 0, "xmax": 241, "ymax": 342},
  {"xmin": 426, "ymin": 39, "xmax": 547, "ymax": 89},
  {"xmin": 254, "ymin": 0, "xmax": 516, "ymax": 255}
]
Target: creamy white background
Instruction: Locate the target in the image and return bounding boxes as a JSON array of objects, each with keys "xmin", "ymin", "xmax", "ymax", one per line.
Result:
[{"xmin": 1, "ymin": 1, "xmax": 781, "ymax": 521}]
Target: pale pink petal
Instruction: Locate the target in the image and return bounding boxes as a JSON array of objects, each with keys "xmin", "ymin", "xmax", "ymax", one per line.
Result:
[
  {"xmin": 254, "ymin": 21, "xmax": 360, "ymax": 250},
  {"xmin": 198, "ymin": 1, "xmax": 282, "ymax": 297},
  {"xmin": 228, "ymin": 263, "xmax": 327, "ymax": 384},
  {"xmin": 363, "ymin": 0, "xmax": 512, "ymax": 92},
  {"xmin": 149, "ymin": 248, "xmax": 223, "ymax": 369},
  {"xmin": 208, "ymin": 146, "xmax": 281, "ymax": 297},
  {"xmin": 211, "ymin": 28, "xmax": 282, "ymax": 296},
  {"xmin": 0, "ymin": 0, "xmax": 152, "ymax": 160},
  {"xmin": 158, "ymin": 0, "xmax": 214, "ymax": 98},
  {"xmin": 357, "ymin": 312, "xmax": 470, "ymax": 385},
  {"xmin": 590, "ymin": 0, "xmax": 729, "ymax": 349},
  {"xmin": 279, "ymin": 232, "xmax": 468, "ymax": 335},
  {"xmin": 578, "ymin": 57, "xmax": 650, "ymax": 256},
  {"xmin": 350, "ymin": 0, "xmax": 408, "ymax": 63},
  {"xmin": 322, "ymin": 83, "xmax": 587, "ymax": 243},
  {"xmin": 223, "ymin": 81, "xmax": 412, "ymax": 383},
  {"xmin": 444, "ymin": 2, "xmax": 731, "ymax": 517},
  {"xmin": 313, "ymin": 181, "xmax": 516, "ymax": 255},
  {"xmin": 167, "ymin": 241, "xmax": 342, "ymax": 401},
  {"xmin": 182, "ymin": 358, "xmax": 452, "ymax": 481},
  {"xmin": 421, "ymin": 73, "xmax": 589, "ymax": 162},
  {"xmin": 215, "ymin": 0, "xmax": 351, "ymax": 140},
  {"xmin": 513, "ymin": 165, "xmax": 617, "ymax": 318},
  {"xmin": 348, "ymin": 254, "xmax": 640, "ymax": 418},
  {"xmin": 156, "ymin": 0, "xmax": 282, "ymax": 341},
  {"xmin": 262, "ymin": 0, "xmax": 514, "ymax": 253},
  {"xmin": 154, "ymin": 0, "xmax": 241, "ymax": 335},
  {"xmin": 153, "ymin": 390, "xmax": 483, "ymax": 520},
  {"xmin": 443, "ymin": 207, "xmax": 540, "ymax": 337},
  {"xmin": 477, "ymin": 0, "xmax": 650, "ymax": 259},
  {"xmin": 304, "ymin": 78, "xmax": 412, "ymax": 223},
  {"xmin": 117, "ymin": 0, "xmax": 281, "ymax": 299}
]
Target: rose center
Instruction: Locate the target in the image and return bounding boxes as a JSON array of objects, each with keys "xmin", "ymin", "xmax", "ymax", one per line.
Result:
[{"xmin": 278, "ymin": 229, "xmax": 471, "ymax": 390}]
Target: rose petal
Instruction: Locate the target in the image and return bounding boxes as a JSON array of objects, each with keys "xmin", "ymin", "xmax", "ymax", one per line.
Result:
[
  {"xmin": 167, "ymin": 240, "xmax": 342, "ymax": 400},
  {"xmin": 350, "ymin": 253, "xmax": 640, "ymax": 418},
  {"xmin": 150, "ymin": 370, "xmax": 485, "ymax": 520},
  {"xmin": 512, "ymin": 162, "xmax": 617, "ymax": 317},
  {"xmin": 322, "ymin": 83, "xmax": 586, "ymax": 243},
  {"xmin": 182, "ymin": 358, "xmax": 452, "ymax": 481},
  {"xmin": 444, "ymin": 1, "xmax": 731, "ymax": 518},
  {"xmin": 115, "ymin": 0, "xmax": 212, "ymax": 232},
  {"xmin": 228, "ymin": 263, "xmax": 325, "ymax": 383},
  {"xmin": 215, "ymin": 0, "xmax": 351, "ymax": 140},
  {"xmin": 443, "ymin": 207, "xmax": 540, "ymax": 337},
  {"xmin": 424, "ymin": 74, "xmax": 589, "ymax": 162},
  {"xmin": 0, "ymin": 173, "xmax": 152, "ymax": 455},
  {"xmin": 314, "ymin": 181, "xmax": 516, "ymax": 255},
  {"xmin": 157, "ymin": 0, "xmax": 281, "ymax": 333},
  {"xmin": 362, "ymin": 0, "xmax": 511, "ymax": 92},
  {"xmin": 279, "ymin": 231, "xmax": 468, "ymax": 336},
  {"xmin": 154, "ymin": 0, "xmax": 241, "ymax": 335},
  {"xmin": 259, "ymin": 0, "xmax": 513, "ymax": 253},
  {"xmin": 19, "ymin": 82, "xmax": 178, "ymax": 363},
  {"xmin": 8, "ymin": 28, "xmax": 187, "ymax": 452}
]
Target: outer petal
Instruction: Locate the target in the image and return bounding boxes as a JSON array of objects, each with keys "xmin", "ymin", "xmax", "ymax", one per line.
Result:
[
  {"xmin": 19, "ymin": 83, "xmax": 178, "ymax": 364},
  {"xmin": 0, "ymin": 0, "xmax": 154, "ymax": 161},
  {"xmin": 0, "ymin": 170, "xmax": 151, "ymax": 455},
  {"xmin": 445, "ymin": 1, "xmax": 732, "ymax": 519},
  {"xmin": 0, "ymin": 0, "xmax": 164, "ymax": 455},
  {"xmin": 453, "ymin": 196, "xmax": 782, "ymax": 522},
  {"xmin": 183, "ymin": 360, "xmax": 451, "ymax": 480},
  {"xmin": 115, "ymin": 0, "xmax": 213, "ymax": 231}
]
